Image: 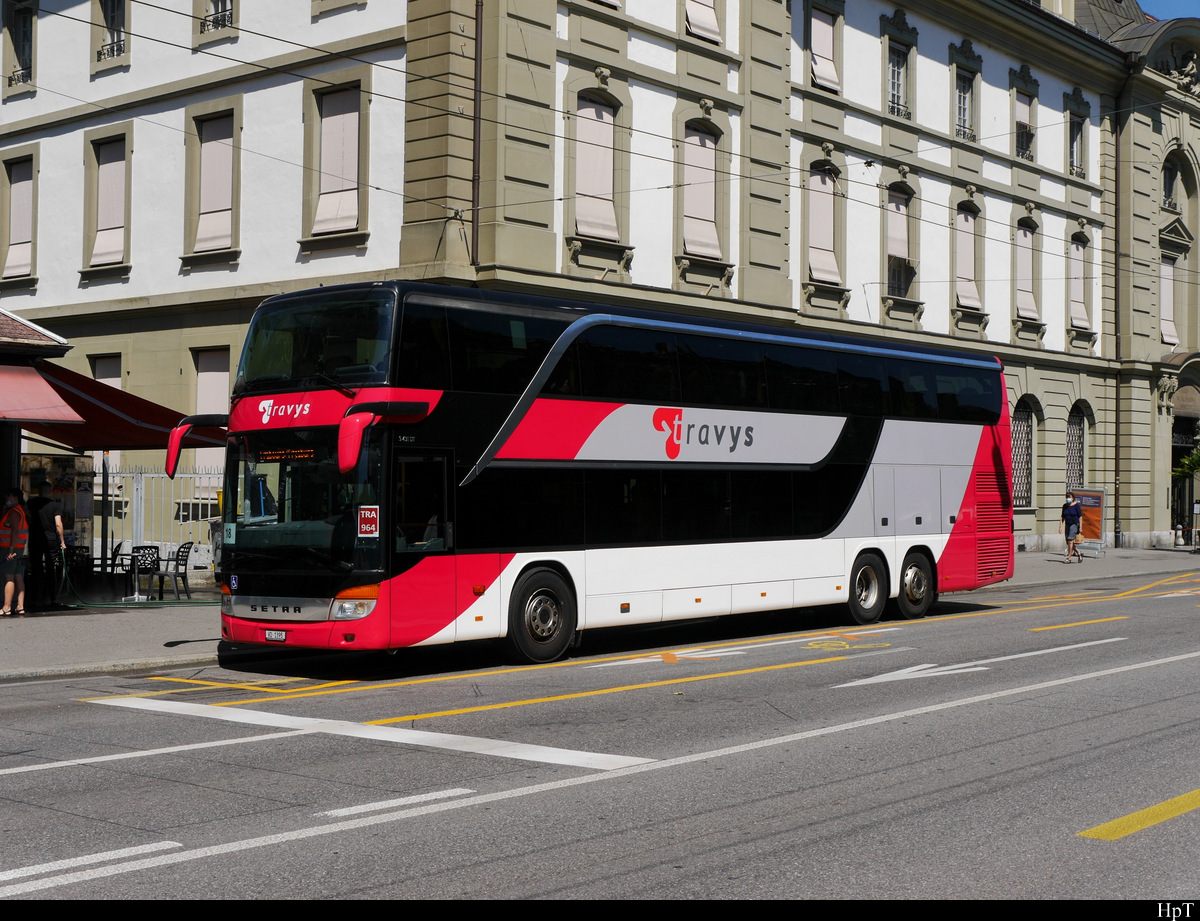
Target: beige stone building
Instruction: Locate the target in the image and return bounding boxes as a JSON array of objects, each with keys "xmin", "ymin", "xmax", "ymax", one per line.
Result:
[{"xmin": 2, "ymin": 0, "xmax": 1199, "ymax": 548}]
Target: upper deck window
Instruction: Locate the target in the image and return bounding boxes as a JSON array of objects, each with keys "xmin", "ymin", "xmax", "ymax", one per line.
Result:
[{"xmin": 236, "ymin": 289, "xmax": 394, "ymax": 392}]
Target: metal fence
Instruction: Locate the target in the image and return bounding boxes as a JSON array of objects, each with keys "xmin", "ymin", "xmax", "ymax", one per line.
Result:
[{"xmin": 91, "ymin": 467, "xmax": 222, "ymax": 570}]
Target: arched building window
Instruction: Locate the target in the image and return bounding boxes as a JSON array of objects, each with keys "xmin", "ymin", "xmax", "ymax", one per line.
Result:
[
  {"xmin": 1012, "ymin": 397, "xmax": 1034, "ymax": 508},
  {"xmin": 1066, "ymin": 401, "xmax": 1087, "ymax": 490},
  {"xmin": 1160, "ymin": 151, "xmax": 1195, "ymax": 348}
]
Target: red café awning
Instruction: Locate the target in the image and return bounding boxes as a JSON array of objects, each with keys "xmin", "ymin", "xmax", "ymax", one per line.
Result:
[
  {"xmin": 23, "ymin": 361, "xmax": 227, "ymax": 451},
  {"xmin": 0, "ymin": 365, "xmax": 85, "ymax": 425}
]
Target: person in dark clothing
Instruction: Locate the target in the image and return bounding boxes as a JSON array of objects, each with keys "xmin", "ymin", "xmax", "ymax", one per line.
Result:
[
  {"xmin": 26, "ymin": 481, "xmax": 65, "ymax": 606},
  {"xmin": 1059, "ymin": 490, "xmax": 1083, "ymax": 563},
  {"xmin": 0, "ymin": 488, "xmax": 28, "ymax": 615}
]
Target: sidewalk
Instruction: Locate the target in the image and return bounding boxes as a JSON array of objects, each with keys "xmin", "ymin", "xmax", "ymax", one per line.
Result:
[{"xmin": 1, "ymin": 547, "xmax": 1198, "ymax": 681}]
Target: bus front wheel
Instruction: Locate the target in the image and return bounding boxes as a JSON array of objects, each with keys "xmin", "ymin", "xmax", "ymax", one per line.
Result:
[
  {"xmin": 848, "ymin": 553, "xmax": 886, "ymax": 625},
  {"xmin": 508, "ymin": 569, "xmax": 576, "ymax": 663},
  {"xmin": 896, "ymin": 552, "xmax": 935, "ymax": 620}
]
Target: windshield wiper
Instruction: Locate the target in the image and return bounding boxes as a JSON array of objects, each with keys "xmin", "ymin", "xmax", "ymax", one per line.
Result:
[{"xmin": 303, "ymin": 373, "xmax": 356, "ymax": 397}]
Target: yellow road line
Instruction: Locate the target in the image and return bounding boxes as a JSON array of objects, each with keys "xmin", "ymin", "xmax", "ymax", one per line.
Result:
[
  {"xmin": 1111, "ymin": 573, "xmax": 1200, "ymax": 597},
  {"xmin": 82, "ymin": 572, "xmax": 1193, "ymax": 708},
  {"xmin": 209, "ymin": 627, "xmax": 873, "ymax": 706},
  {"xmin": 367, "ymin": 656, "xmax": 847, "ymax": 724},
  {"xmin": 147, "ymin": 677, "xmax": 358, "ymax": 694},
  {"xmin": 80, "ymin": 676, "xmax": 352, "ymax": 702},
  {"xmin": 1079, "ymin": 788, "xmax": 1200, "ymax": 840},
  {"xmin": 1029, "ymin": 617, "xmax": 1128, "ymax": 632},
  {"xmin": 215, "ymin": 581, "xmax": 1147, "ymax": 707},
  {"xmin": 79, "ymin": 685, "xmax": 245, "ymax": 702}
]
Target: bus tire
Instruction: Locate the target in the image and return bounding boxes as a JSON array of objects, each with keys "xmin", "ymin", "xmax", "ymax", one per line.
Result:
[
  {"xmin": 508, "ymin": 569, "xmax": 576, "ymax": 663},
  {"xmin": 847, "ymin": 553, "xmax": 886, "ymax": 625},
  {"xmin": 895, "ymin": 551, "xmax": 935, "ymax": 620}
]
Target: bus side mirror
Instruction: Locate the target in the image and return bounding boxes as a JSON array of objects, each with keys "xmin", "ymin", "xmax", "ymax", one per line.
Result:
[
  {"xmin": 165, "ymin": 424, "xmax": 192, "ymax": 479},
  {"xmin": 338, "ymin": 411, "xmax": 376, "ymax": 474},
  {"xmin": 164, "ymin": 413, "xmax": 228, "ymax": 479},
  {"xmin": 337, "ymin": 401, "xmax": 429, "ymax": 473}
]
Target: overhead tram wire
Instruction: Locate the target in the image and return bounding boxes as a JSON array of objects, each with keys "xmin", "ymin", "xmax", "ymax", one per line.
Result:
[
  {"xmin": 64, "ymin": 3, "xmax": 1124, "ymax": 213},
  {"xmin": 128, "ymin": 0, "xmax": 1168, "ymax": 198},
  {"xmin": 14, "ymin": 63, "xmax": 1193, "ymax": 296},
  {"xmin": 18, "ymin": 6, "xmax": 1200, "ymax": 291},
  {"xmin": 13, "ymin": 71, "xmax": 1191, "ymax": 297},
  {"xmin": 42, "ymin": 2, "xmax": 1179, "ymax": 248}
]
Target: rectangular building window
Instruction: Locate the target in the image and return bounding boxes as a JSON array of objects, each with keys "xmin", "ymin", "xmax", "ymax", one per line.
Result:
[
  {"xmin": 682, "ymin": 126, "xmax": 720, "ymax": 259},
  {"xmin": 91, "ymin": 354, "xmax": 122, "ymax": 472},
  {"xmin": 810, "ymin": 8, "xmax": 839, "ymax": 93},
  {"xmin": 3, "ymin": 156, "xmax": 32, "ymax": 278},
  {"xmin": 1069, "ymin": 237, "xmax": 1089, "ymax": 329},
  {"xmin": 886, "ymin": 190, "xmax": 912, "ymax": 298},
  {"xmin": 955, "ymin": 72, "xmax": 975, "ymax": 141},
  {"xmin": 89, "ymin": 136, "xmax": 127, "ymax": 267},
  {"xmin": 3, "ymin": 1, "xmax": 35, "ymax": 94},
  {"xmin": 1069, "ymin": 114, "xmax": 1085, "ymax": 178},
  {"xmin": 1015, "ymin": 223, "xmax": 1038, "ymax": 320},
  {"xmin": 1015, "ymin": 92, "xmax": 1035, "ymax": 161},
  {"xmin": 312, "ymin": 86, "xmax": 360, "ymax": 236},
  {"xmin": 96, "ymin": 0, "xmax": 125, "ymax": 61},
  {"xmin": 192, "ymin": 0, "xmax": 237, "ymax": 46},
  {"xmin": 1162, "ymin": 254, "xmax": 1179, "ymax": 345},
  {"xmin": 1165, "ymin": 163, "xmax": 1179, "ymax": 211},
  {"xmin": 194, "ymin": 348, "xmax": 229, "ymax": 474},
  {"xmin": 202, "ymin": 0, "xmax": 232, "ymax": 31},
  {"xmin": 808, "ymin": 167, "xmax": 840, "ymax": 285},
  {"xmin": 887, "ymin": 45, "xmax": 909, "ymax": 119},
  {"xmin": 195, "ymin": 114, "xmax": 234, "ymax": 252},
  {"xmin": 685, "ymin": 0, "xmax": 721, "ymax": 44},
  {"xmin": 955, "ymin": 206, "xmax": 982, "ymax": 311},
  {"xmin": 575, "ymin": 99, "xmax": 618, "ymax": 242}
]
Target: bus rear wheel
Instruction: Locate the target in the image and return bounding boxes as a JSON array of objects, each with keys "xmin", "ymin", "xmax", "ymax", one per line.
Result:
[
  {"xmin": 508, "ymin": 569, "xmax": 576, "ymax": 663},
  {"xmin": 848, "ymin": 553, "xmax": 886, "ymax": 625},
  {"xmin": 895, "ymin": 552, "xmax": 935, "ymax": 620}
]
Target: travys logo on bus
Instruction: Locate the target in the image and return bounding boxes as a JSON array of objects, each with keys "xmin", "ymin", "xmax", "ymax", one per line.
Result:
[
  {"xmin": 652, "ymin": 407, "xmax": 754, "ymax": 459},
  {"xmin": 257, "ymin": 399, "xmax": 312, "ymax": 425}
]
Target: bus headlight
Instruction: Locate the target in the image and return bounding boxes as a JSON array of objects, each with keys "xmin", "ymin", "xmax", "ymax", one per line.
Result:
[
  {"xmin": 220, "ymin": 583, "xmax": 233, "ymax": 616},
  {"xmin": 330, "ymin": 584, "xmax": 379, "ymax": 621}
]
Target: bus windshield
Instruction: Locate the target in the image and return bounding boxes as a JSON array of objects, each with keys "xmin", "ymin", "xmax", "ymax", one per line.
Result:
[
  {"xmin": 222, "ymin": 428, "xmax": 383, "ymax": 572},
  {"xmin": 235, "ymin": 289, "xmax": 395, "ymax": 392}
]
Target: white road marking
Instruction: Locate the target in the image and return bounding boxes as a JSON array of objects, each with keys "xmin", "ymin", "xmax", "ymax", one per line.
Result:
[
  {"xmin": 0, "ymin": 842, "xmax": 181, "ymax": 882},
  {"xmin": 91, "ymin": 697, "xmax": 654, "ymax": 771},
  {"xmin": 834, "ymin": 637, "xmax": 1127, "ymax": 687},
  {"xmin": 0, "ymin": 729, "xmax": 315, "ymax": 776},
  {"xmin": 586, "ymin": 629, "xmax": 905, "ymax": 668},
  {"xmin": 316, "ymin": 788, "xmax": 475, "ymax": 817},
  {"xmin": 12, "ymin": 648, "xmax": 1200, "ymax": 898}
]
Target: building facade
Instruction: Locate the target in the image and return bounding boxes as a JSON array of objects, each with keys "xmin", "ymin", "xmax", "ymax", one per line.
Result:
[{"xmin": 1, "ymin": 0, "xmax": 1199, "ymax": 548}]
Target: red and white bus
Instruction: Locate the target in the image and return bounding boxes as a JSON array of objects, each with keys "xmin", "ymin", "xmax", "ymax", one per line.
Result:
[{"xmin": 167, "ymin": 281, "xmax": 1013, "ymax": 663}]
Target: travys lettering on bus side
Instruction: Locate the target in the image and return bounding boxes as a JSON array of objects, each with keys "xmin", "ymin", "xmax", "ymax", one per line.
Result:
[{"xmin": 653, "ymin": 407, "xmax": 754, "ymax": 460}]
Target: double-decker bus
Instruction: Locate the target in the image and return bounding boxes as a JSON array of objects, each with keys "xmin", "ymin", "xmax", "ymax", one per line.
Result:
[{"xmin": 167, "ymin": 281, "xmax": 1013, "ymax": 663}]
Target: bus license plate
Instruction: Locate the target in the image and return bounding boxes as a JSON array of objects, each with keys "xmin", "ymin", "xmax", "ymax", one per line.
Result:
[{"xmin": 264, "ymin": 630, "xmax": 287, "ymax": 642}]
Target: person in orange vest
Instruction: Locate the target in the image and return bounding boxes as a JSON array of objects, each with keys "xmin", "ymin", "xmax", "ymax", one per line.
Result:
[{"xmin": 0, "ymin": 487, "xmax": 29, "ymax": 616}]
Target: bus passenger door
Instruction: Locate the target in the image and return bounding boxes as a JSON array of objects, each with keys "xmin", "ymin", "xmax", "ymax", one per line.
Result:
[{"xmin": 389, "ymin": 454, "xmax": 457, "ymax": 647}]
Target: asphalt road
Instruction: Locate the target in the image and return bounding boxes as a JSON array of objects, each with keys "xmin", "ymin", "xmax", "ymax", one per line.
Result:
[{"xmin": 3, "ymin": 568, "xmax": 1200, "ymax": 898}]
